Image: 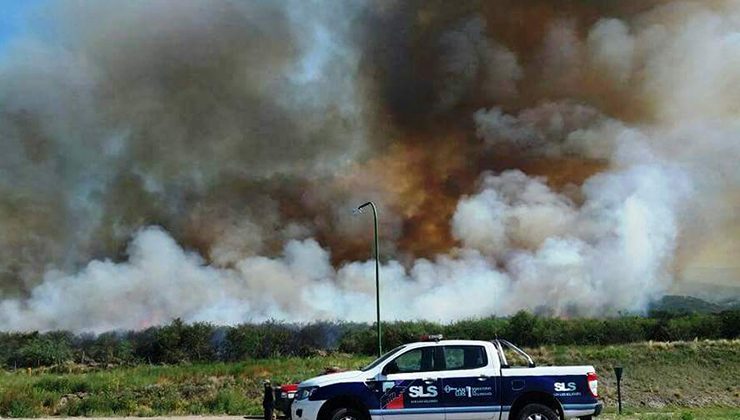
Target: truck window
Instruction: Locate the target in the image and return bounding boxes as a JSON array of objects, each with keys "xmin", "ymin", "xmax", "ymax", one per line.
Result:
[
  {"xmin": 387, "ymin": 347, "xmax": 437, "ymax": 373},
  {"xmin": 362, "ymin": 345, "xmax": 406, "ymax": 372},
  {"xmin": 443, "ymin": 345, "xmax": 487, "ymax": 370},
  {"xmin": 500, "ymin": 346, "xmax": 530, "ymax": 367}
]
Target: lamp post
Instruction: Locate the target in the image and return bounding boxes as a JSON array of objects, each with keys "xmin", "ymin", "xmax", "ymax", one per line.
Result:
[{"xmin": 355, "ymin": 201, "xmax": 381, "ymax": 357}]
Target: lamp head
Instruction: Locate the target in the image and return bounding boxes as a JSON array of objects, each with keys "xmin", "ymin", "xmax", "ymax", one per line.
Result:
[{"xmin": 354, "ymin": 201, "xmax": 373, "ymax": 215}]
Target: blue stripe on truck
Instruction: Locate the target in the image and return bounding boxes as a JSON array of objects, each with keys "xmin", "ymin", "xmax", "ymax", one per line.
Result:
[
  {"xmin": 367, "ymin": 402, "xmax": 599, "ymax": 416},
  {"xmin": 369, "ymin": 408, "xmax": 444, "ymax": 415}
]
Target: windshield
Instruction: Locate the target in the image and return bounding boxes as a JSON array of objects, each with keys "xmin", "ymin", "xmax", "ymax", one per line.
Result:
[{"xmin": 361, "ymin": 345, "xmax": 406, "ymax": 372}]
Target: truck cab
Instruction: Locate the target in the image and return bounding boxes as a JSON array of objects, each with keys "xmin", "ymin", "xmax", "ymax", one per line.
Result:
[{"xmin": 292, "ymin": 338, "xmax": 602, "ymax": 420}]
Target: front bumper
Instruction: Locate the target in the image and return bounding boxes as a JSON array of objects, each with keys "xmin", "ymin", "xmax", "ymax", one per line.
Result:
[
  {"xmin": 291, "ymin": 399, "xmax": 324, "ymax": 420},
  {"xmin": 275, "ymin": 396, "xmax": 295, "ymax": 415}
]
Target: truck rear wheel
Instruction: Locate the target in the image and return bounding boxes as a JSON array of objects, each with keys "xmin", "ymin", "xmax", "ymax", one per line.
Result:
[
  {"xmin": 329, "ymin": 407, "xmax": 365, "ymax": 420},
  {"xmin": 517, "ymin": 403, "xmax": 559, "ymax": 420}
]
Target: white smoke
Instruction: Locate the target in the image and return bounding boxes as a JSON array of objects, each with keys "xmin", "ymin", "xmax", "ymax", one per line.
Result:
[
  {"xmin": 473, "ymin": 101, "xmax": 627, "ymax": 159},
  {"xmin": 587, "ymin": 19, "xmax": 635, "ymax": 85},
  {"xmin": 0, "ymin": 153, "xmax": 690, "ymax": 331},
  {"xmin": 452, "ymin": 171, "xmax": 578, "ymax": 258}
]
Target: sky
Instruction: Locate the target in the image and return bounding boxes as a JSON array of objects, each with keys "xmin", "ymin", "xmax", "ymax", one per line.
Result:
[{"xmin": 0, "ymin": 0, "xmax": 46, "ymax": 53}]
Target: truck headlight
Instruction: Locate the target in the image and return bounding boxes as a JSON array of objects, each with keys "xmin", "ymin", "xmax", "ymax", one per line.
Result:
[{"xmin": 295, "ymin": 386, "xmax": 319, "ymax": 401}]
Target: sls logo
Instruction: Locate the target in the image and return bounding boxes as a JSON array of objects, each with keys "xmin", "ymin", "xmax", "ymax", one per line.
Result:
[
  {"xmin": 554, "ymin": 382, "xmax": 577, "ymax": 392},
  {"xmin": 408, "ymin": 385, "xmax": 438, "ymax": 398}
]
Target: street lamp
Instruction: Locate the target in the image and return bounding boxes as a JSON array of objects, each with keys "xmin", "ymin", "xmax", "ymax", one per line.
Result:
[{"xmin": 354, "ymin": 201, "xmax": 381, "ymax": 357}]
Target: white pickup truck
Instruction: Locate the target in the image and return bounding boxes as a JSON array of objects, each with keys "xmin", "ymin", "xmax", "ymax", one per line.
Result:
[{"xmin": 292, "ymin": 337, "xmax": 602, "ymax": 420}]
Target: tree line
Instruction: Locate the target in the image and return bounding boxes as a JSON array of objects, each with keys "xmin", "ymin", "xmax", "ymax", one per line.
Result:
[{"xmin": 0, "ymin": 310, "xmax": 737, "ymax": 368}]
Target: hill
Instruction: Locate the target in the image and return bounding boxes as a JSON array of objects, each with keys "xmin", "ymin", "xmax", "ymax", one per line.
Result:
[{"xmin": 650, "ymin": 295, "xmax": 740, "ymax": 314}]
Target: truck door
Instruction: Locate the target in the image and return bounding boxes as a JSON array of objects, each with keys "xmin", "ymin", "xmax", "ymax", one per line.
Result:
[
  {"xmin": 376, "ymin": 345, "xmax": 445, "ymax": 420},
  {"xmin": 439, "ymin": 345, "xmax": 500, "ymax": 420}
]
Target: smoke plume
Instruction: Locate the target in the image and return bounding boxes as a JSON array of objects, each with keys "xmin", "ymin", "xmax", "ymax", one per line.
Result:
[{"xmin": 0, "ymin": 0, "xmax": 738, "ymax": 332}]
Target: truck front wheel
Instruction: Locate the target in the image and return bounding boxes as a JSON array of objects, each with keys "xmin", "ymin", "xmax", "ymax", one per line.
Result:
[
  {"xmin": 517, "ymin": 403, "xmax": 559, "ymax": 420},
  {"xmin": 329, "ymin": 407, "xmax": 366, "ymax": 420}
]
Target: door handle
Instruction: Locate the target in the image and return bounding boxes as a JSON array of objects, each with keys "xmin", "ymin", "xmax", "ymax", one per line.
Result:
[
  {"xmin": 477, "ymin": 375, "xmax": 490, "ymax": 381},
  {"xmin": 422, "ymin": 378, "xmax": 436, "ymax": 384}
]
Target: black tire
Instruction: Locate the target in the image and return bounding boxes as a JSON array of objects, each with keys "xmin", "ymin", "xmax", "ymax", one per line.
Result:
[
  {"xmin": 329, "ymin": 407, "xmax": 365, "ymax": 420},
  {"xmin": 517, "ymin": 403, "xmax": 560, "ymax": 420}
]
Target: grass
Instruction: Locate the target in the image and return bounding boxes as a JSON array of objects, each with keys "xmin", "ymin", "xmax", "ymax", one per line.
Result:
[
  {"xmin": 0, "ymin": 355, "xmax": 373, "ymax": 417},
  {"xmin": 528, "ymin": 340, "xmax": 740, "ymax": 409},
  {"xmin": 0, "ymin": 341, "xmax": 738, "ymax": 417},
  {"xmin": 599, "ymin": 407, "xmax": 740, "ymax": 419}
]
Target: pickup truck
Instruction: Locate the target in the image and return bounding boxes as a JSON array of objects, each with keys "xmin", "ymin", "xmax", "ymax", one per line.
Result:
[{"xmin": 291, "ymin": 337, "xmax": 602, "ymax": 420}]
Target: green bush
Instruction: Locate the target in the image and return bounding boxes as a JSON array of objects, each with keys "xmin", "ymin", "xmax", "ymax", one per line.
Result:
[
  {"xmin": 224, "ymin": 321, "xmax": 297, "ymax": 359},
  {"xmin": 1, "ymin": 310, "xmax": 737, "ymax": 366},
  {"xmin": 0, "ymin": 387, "xmax": 44, "ymax": 417},
  {"xmin": 664, "ymin": 314, "xmax": 722, "ymax": 341},
  {"xmin": 603, "ymin": 317, "xmax": 655, "ymax": 344},
  {"xmin": 337, "ymin": 324, "xmax": 376, "ymax": 355},
  {"xmin": 445, "ymin": 317, "xmax": 507, "ymax": 341},
  {"xmin": 506, "ymin": 311, "xmax": 538, "ymax": 347},
  {"xmin": 18, "ymin": 336, "xmax": 73, "ymax": 367},
  {"xmin": 208, "ymin": 389, "xmax": 251, "ymax": 414},
  {"xmin": 719, "ymin": 310, "xmax": 740, "ymax": 338},
  {"xmin": 33, "ymin": 376, "xmax": 89, "ymax": 394},
  {"xmin": 83, "ymin": 332, "xmax": 134, "ymax": 364}
]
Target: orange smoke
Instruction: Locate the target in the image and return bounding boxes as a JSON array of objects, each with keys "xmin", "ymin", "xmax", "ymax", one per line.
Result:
[{"xmin": 319, "ymin": 123, "xmax": 606, "ymax": 263}]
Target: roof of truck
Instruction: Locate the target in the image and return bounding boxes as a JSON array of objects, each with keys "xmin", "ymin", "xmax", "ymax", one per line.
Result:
[{"xmin": 407, "ymin": 339, "xmax": 492, "ymax": 346}]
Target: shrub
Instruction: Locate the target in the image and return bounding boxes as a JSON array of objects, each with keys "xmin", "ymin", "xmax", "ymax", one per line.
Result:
[
  {"xmin": 83, "ymin": 332, "xmax": 134, "ymax": 364},
  {"xmin": 661, "ymin": 314, "xmax": 722, "ymax": 341},
  {"xmin": 1, "ymin": 310, "xmax": 736, "ymax": 366},
  {"xmin": 17, "ymin": 336, "xmax": 73, "ymax": 367},
  {"xmin": 337, "ymin": 324, "xmax": 376, "ymax": 355},
  {"xmin": 208, "ymin": 389, "xmax": 251, "ymax": 414},
  {"xmin": 719, "ymin": 310, "xmax": 740, "ymax": 339},
  {"xmin": 445, "ymin": 317, "xmax": 507, "ymax": 341},
  {"xmin": 506, "ymin": 311, "xmax": 538, "ymax": 347},
  {"xmin": 0, "ymin": 387, "xmax": 44, "ymax": 417}
]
